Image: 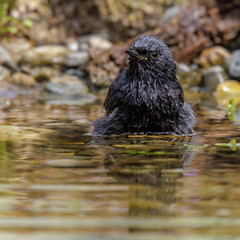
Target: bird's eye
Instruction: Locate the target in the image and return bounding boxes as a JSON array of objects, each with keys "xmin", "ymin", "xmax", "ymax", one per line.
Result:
[{"xmin": 151, "ymin": 51, "xmax": 159, "ymax": 59}]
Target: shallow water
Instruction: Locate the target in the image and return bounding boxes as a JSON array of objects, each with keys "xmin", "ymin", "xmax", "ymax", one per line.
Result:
[{"xmin": 0, "ymin": 94, "xmax": 240, "ymax": 240}]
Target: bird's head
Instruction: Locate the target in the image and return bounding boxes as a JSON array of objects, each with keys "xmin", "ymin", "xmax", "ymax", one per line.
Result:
[{"xmin": 125, "ymin": 36, "xmax": 176, "ymax": 76}]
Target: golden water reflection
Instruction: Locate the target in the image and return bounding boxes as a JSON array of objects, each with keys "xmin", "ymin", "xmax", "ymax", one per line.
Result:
[{"xmin": 0, "ymin": 100, "xmax": 240, "ymax": 239}]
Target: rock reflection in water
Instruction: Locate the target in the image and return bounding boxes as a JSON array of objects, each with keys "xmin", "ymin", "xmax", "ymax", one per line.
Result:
[{"xmin": 76, "ymin": 135, "xmax": 196, "ymax": 218}]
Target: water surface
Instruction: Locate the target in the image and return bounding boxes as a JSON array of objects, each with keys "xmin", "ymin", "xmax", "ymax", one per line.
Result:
[{"xmin": 0, "ymin": 95, "xmax": 240, "ymax": 240}]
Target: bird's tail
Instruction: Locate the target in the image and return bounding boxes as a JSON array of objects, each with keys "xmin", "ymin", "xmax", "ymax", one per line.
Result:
[{"xmin": 176, "ymin": 103, "xmax": 195, "ymax": 135}]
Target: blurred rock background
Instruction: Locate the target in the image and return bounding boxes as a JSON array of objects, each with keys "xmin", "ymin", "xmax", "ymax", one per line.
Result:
[{"xmin": 0, "ymin": 0, "xmax": 240, "ymax": 107}]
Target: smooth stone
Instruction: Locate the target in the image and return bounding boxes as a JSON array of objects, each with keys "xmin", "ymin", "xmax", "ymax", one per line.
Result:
[
  {"xmin": 88, "ymin": 61, "xmax": 119, "ymax": 88},
  {"xmin": 216, "ymin": 80, "xmax": 240, "ymax": 95},
  {"xmin": 161, "ymin": 5, "xmax": 183, "ymax": 24},
  {"xmin": 10, "ymin": 72, "xmax": 37, "ymax": 87},
  {"xmin": 78, "ymin": 33, "xmax": 112, "ymax": 50},
  {"xmin": 67, "ymin": 40, "xmax": 79, "ymax": 52},
  {"xmin": 200, "ymin": 66, "xmax": 228, "ymax": 92},
  {"xmin": 78, "ymin": 42, "xmax": 89, "ymax": 51},
  {"xmin": 0, "ymin": 45, "xmax": 12, "ymax": 64},
  {"xmin": 198, "ymin": 46, "xmax": 231, "ymax": 68},
  {"xmin": 65, "ymin": 69, "xmax": 86, "ymax": 78},
  {"xmin": 0, "ymin": 66, "xmax": 11, "ymax": 82},
  {"xmin": 21, "ymin": 45, "xmax": 69, "ymax": 65},
  {"xmin": 45, "ymin": 75, "xmax": 89, "ymax": 97},
  {"xmin": 88, "ymin": 36, "xmax": 112, "ymax": 50},
  {"xmin": 1, "ymin": 38, "xmax": 32, "ymax": 62},
  {"xmin": 78, "ymin": 33, "xmax": 110, "ymax": 43},
  {"xmin": 176, "ymin": 63, "xmax": 191, "ymax": 78},
  {"xmin": 228, "ymin": 50, "xmax": 240, "ymax": 79},
  {"xmin": 22, "ymin": 66, "xmax": 61, "ymax": 82},
  {"xmin": 65, "ymin": 51, "xmax": 89, "ymax": 67},
  {"xmin": 216, "ymin": 80, "xmax": 240, "ymax": 105},
  {"xmin": 190, "ymin": 64, "xmax": 200, "ymax": 71},
  {"xmin": 177, "ymin": 63, "xmax": 201, "ymax": 88},
  {"xmin": 1, "ymin": 61, "xmax": 20, "ymax": 72}
]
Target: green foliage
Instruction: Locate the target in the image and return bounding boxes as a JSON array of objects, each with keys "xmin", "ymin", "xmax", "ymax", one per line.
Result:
[
  {"xmin": 0, "ymin": 0, "xmax": 32, "ymax": 38},
  {"xmin": 225, "ymin": 98, "xmax": 236, "ymax": 121},
  {"xmin": 215, "ymin": 139, "xmax": 239, "ymax": 151},
  {"xmin": 22, "ymin": 18, "xmax": 33, "ymax": 29},
  {"xmin": 229, "ymin": 139, "xmax": 237, "ymax": 151}
]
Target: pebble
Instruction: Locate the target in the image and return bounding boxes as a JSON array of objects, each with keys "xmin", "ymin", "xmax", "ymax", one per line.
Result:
[
  {"xmin": 22, "ymin": 66, "xmax": 61, "ymax": 82},
  {"xmin": 88, "ymin": 61, "xmax": 119, "ymax": 87},
  {"xmin": 21, "ymin": 45, "xmax": 69, "ymax": 65},
  {"xmin": 198, "ymin": 46, "xmax": 231, "ymax": 68},
  {"xmin": 78, "ymin": 33, "xmax": 112, "ymax": 50},
  {"xmin": 88, "ymin": 36, "xmax": 112, "ymax": 50},
  {"xmin": 45, "ymin": 75, "xmax": 89, "ymax": 97},
  {"xmin": 216, "ymin": 80, "xmax": 240, "ymax": 106},
  {"xmin": 0, "ymin": 66, "xmax": 11, "ymax": 82},
  {"xmin": 67, "ymin": 40, "xmax": 80, "ymax": 52},
  {"xmin": 65, "ymin": 69, "xmax": 86, "ymax": 78},
  {"xmin": 11, "ymin": 72, "xmax": 37, "ymax": 87},
  {"xmin": 176, "ymin": 63, "xmax": 191, "ymax": 77},
  {"xmin": 161, "ymin": 5, "xmax": 183, "ymax": 24},
  {"xmin": 78, "ymin": 42, "xmax": 89, "ymax": 51},
  {"xmin": 200, "ymin": 66, "xmax": 228, "ymax": 92},
  {"xmin": 0, "ymin": 45, "xmax": 12, "ymax": 64},
  {"xmin": 228, "ymin": 50, "xmax": 240, "ymax": 79},
  {"xmin": 65, "ymin": 51, "xmax": 89, "ymax": 67},
  {"xmin": 176, "ymin": 63, "xmax": 201, "ymax": 88},
  {"xmin": 1, "ymin": 38, "xmax": 32, "ymax": 62}
]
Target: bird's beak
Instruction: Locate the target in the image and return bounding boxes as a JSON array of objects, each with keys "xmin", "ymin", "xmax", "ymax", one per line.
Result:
[{"xmin": 125, "ymin": 49, "xmax": 148, "ymax": 61}]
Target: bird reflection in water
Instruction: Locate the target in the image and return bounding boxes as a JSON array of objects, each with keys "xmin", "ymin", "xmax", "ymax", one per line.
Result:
[{"xmin": 76, "ymin": 135, "xmax": 196, "ymax": 219}]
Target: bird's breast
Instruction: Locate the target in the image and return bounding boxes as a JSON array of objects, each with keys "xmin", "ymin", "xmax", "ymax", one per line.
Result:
[{"xmin": 127, "ymin": 78, "xmax": 177, "ymax": 118}]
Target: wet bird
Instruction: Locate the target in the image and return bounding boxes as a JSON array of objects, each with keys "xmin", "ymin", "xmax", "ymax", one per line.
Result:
[{"xmin": 92, "ymin": 36, "xmax": 195, "ymax": 136}]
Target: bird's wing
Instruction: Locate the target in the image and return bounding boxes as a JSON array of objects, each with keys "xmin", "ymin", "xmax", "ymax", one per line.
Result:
[
  {"xmin": 169, "ymin": 82, "xmax": 184, "ymax": 105},
  {"xmin": 167, "ymin": 80, "xmax": 184, "ymax": 118},
  {"xmin": 104, "ymin": 69, "xmax": 128, "ymax": 114}
]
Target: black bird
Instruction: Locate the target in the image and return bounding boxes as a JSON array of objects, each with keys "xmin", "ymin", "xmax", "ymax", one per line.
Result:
[{"xmin": 92, "ymin": 36, "xmax": 195, "ymax": 136}]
